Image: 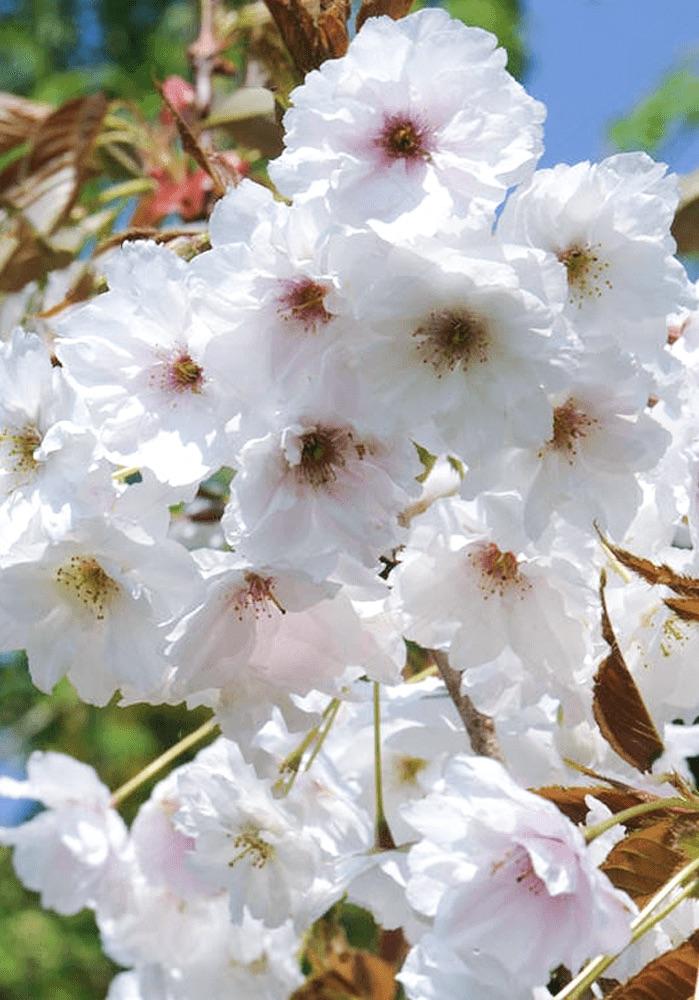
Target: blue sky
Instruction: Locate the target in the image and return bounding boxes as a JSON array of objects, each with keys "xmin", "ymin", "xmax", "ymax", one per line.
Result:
[{"xmin": 522, "ymin": 0, "xmax": 698, "ymax": 173}]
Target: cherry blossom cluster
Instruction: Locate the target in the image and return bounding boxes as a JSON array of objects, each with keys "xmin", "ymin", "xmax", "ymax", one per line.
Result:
[{"xmin": 1, "ymin": 8, "xmax": 699, "ymax": 998}]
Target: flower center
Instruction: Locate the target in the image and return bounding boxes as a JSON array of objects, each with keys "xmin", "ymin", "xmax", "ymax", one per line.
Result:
[
  {"xmin": 169, "ymin": 352, "xmax": 204, "ymax": 392},
  {"xmin": 55, "ymin": 556, "xmax": 120, "ymax": 620},
  {"xmin": 229, "ymin": 829, "xmax": 275, "ymax": 870},
  {"xmin": 0, "ymin": 423, "xmax": 42, "ymax": 480},
  {"xmin": 395, "ymin": 755, "xmax": 428, "ymax": 787},
  {"xmin": 412, "ymin": 309, "xmax": 489, "ymax": 377},
  {"xmin": 492, "ymin": 846, "xmax": 546, "ymax": 896},
  {"xmin": 543, "ymin": 398, "xmax": 598, "ymax": 463},
  {"xmin": 557, "ymin": 243, "xmax": 611, "ymax": 306},
  {"xmin": 277, "ymin": 277, "xmax": 332, "ymax": 332},
  {"xmin": 150, "ymin": 348, "xmax": 205, "ymax": 396},
  {"xmin": 230, "ymin": 572, "xmax": 286, "ymax": 620},
  {"xmin": 469, "ymin": 542, "xmax": 529, "ymax": 599},
  {"xmin": 376, "ymin": 113, "xmax": 432, "ymax": 162},
  {"xmin": 295, "ymin": 427, "xmax": 352, "ymax": 489}
]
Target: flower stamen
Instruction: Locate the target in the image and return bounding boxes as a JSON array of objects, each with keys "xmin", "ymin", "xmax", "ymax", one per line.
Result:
[
  {"xmin": 543, "ymin": 398, "xmax": 598, "ymax": 463},
  {"xmin": 376, "ymin": 113, "xmax": 432, "ymax": 162},
  {"xmin": 557, "ymin": 243, "xmax": 612, "ymax": 306},
  {"xmin": 295, "ymin": 427, "xmax": 351, "ymax": 489},
  {"xmin": 412, "ymin": 309, "xmax": 489, "ymax": 377},
  {"xmin": 277, "ymin": 277, "xmax": 332, "ymax": 332},
  {"xmin": 230, "ymin": 572, "xmax": 286, "ymax": 620},
  {"xmin": 150, "ymin": 347, "xmax": 205, "ymax": 396},
  {"xmin": 55, "ymin": 556, "xmax": 120, "ymax": 621},
  {"xmin": 0, "ymin": 423, "xmax": 42, "ymax": 481},
  {"xmin": 229, "ymin": 829, "xmax": 275, "ymax": 869},
  {"xmin": 469, "ymin": 542, "xmax": 530, "ymax": 599}
]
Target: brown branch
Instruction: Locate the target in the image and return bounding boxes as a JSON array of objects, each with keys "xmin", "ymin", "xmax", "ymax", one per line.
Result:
[
  {"xmin": 188, "ymin": 0, "xmax": 223, "ymax": 118},
  {"xmin": 431, "ymin": 650, "xmax": 504, "ymax": 762}
]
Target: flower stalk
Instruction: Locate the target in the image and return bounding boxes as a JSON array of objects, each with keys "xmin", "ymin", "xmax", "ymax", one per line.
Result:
[
  {"xmin": 110, "ymin": 716, "xmax": 218, "ymax": 808},
  {"xmin": 554, "ymin": 856, "xmax": 699, "ymax": 999},
  {"xmin": 584, "ymin": 796, "xmax": 697, "ymax": 842},
  {"xmin": 373, "ymin": 681, "xmax": 396, "ymax": 851}
]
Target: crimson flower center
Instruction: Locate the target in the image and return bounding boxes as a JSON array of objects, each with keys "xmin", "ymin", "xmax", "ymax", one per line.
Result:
[
  {"xmin": 277, "ymin": 277, "xmax": 333, "ymax": 332},
  {"xmin": 413, "ymin": 308, "xmax": 489, "ymax": 377},
  {"xmin": 230, "ymin": 572, "xmax": 286, "ymax": 620},
  {"xmin": 169, "ymin": 352, "xmax": 204, "ymax": 393},
  {"xmin": 296, "ymin": 427, "xmax": 352, "ymax": 489},
  {"xmin": 545, "ymin": 398, "xmax": 598, "ymax": 462},
  {"xmin": 377, "ymin": 113, "xmax": 431, "ymax": 162},
  {"xmin": 469, "ymin": 542, "xmax": 529, "ymax": 599}
]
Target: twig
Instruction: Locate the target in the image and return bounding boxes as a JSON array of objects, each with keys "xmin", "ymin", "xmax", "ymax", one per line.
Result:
[
  {"xmin": 110, "ymin": 717, "xmax": 218, "ymax": 807},
  {"xmin": 431, "ymin": 650, "xmax": 504, "ymax": 762},
  {"xmin": 188, "ymin": 0, "xmax": 221, "ymax": 118}
]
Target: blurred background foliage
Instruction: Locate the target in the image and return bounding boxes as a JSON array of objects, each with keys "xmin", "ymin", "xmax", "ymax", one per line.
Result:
[
  {"xmin": 0, "ymin": 0, "xmax": 697, "ymax": 997},
  {"xmin": 0, "ymin": 0, "xmax": 197, "ymax": 106},
  {"xmin": 0, "ymin": 649, "xmax": 214, "ymax": 999}
]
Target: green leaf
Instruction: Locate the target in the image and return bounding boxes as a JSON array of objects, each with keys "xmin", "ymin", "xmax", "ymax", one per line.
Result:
[
  {"xmin": 414, "ymin": 442, "xmax": 437, "ymax": 483},
  {"xmin": 609, "ymin": 66, "xmax": 699, "ymax": 153},
  {"xmin": 444, "ymin": 0, "xmax": 525, "ymax": 79}
]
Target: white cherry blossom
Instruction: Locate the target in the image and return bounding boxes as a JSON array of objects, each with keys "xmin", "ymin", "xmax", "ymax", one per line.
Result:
[
  {"xmin": 55, "ymin": 241, "xmax": 238, "ymax": 489},
  {"xmin": 270, "ymin": 8, "xmax": 545, "ymax": 236},
  {"xmin": 338, "ymin": 233, "xmax": 563, "ymax": 461},
  {"xmin": 390, "ymin": 495, "xmax": 593, "ymax": 717},
  {"xmin": 0, "ymin": 328, "xmax": 111, "ymax": 550},
  {"xmin": 0, "ymin": 506, "xmax": 200, "ymax": 703},
  {"xmin": 0, "ymin": 752, "xmax": 129, "ymax": 915},
  {"xmin": 172, "ymin": 738, "xmax": 341, "ymax": 929},
  {"xmin": 498, "ymin": 153, "xmax": 693, "ymax": 364},
  {"xmin": 401, "ymin": 756, "xmax": 632, "ymax": 997},
  {"xmin": 222, "ymin": 365, "xmax": 419, "ymax": 579}
]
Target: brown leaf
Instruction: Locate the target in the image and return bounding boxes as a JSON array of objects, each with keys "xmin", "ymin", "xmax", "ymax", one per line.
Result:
[
  {"xmin": 356, "ymin": 0, "xmax": 414, "ymax": 32},
  {"xmin": 291, "ymin": 950, "xmax": 396, "ymax": 1000},
  {"xmin": 598, "ymin": 528, "xmax": 699, "ymax": 597},
  {"xmin": 36, "ymin": 268, "xmax": 99, "ymax": 318},
  {"xmin": 606, "ymin": 930, "xmax": 699, "ymax": 999},
  {"xmin": 318, "ymin": 0, "xmax": 351, "ymax": 59},
  {"xmin": 264, "ymin": 0, "xmax": 321, "ymax": 77},
  {"xmin": 664, "ymin": 596, "xmax": 699, "ymax": 622},
  {"xmin": 601, "ymin": 819, "xmax": 685, "ymax": 905},
  {"xmin": 0, "ymin": 92, "xmax": 52, "ymax": 156},
  {"xmin": 534, "ymin": 785, "xmax": 663, "ymax": 828},
  {"xmin": 378, "ymin": 928, "xmax": 409, "ymax": 967},
  {"xmin": 156, "ymin": 82, "xmax": 226, "ymax": 198},
  {"xmin": 673, "ymin": 169, "xmax": 699, "ymax": 256},
  {"xmin": 0, "ymin": 215, "xmax": 73, "ymax": 293},
  {"xmin": 0, "ymin": 94, "xmax": 107, "ymax": 236},
  {"xmin": 264, "ymin": 0, "xmax": 350, "ymax": 76},
  {"xmin": 592, "ymin": 571, "xmax": 664, "ymax": 773}
]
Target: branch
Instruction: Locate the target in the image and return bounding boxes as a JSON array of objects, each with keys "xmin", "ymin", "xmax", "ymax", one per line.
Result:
[
  {"xmin": 188, "ymin": 0, "xmax": 222, "ymax": 117},
  {"xmin": 431, "ymin": 650, "xmax": 504, "ymax": 762}
]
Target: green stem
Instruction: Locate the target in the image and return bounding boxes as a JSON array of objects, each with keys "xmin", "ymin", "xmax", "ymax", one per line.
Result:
[
  {"xmin": 110, "ymin": 717, "xmax": 218, "ymax": 808},
  {"xmin": 373, "ymin": 682, "xmax": 396, "ymax": 851},
  {"xmin": 275, "ymin": 698, "xmax": 340, "ymax": 796},
  {"xmin": 304, "ymin": 698, "xmax": 341, "ymax": 771},
  {"xmin": 632, "ymin": 879, "xmax": 699, "ymax": 940},
  {"xmin": 584, "ymin": 796, "xmax": 694, "ymax": 842},
  {"xmin": 111, "ymin": 465, "xmax": 140, "ymax": 481},
  {"xmin": 98, "ymin": 178, "xmax": 157, "ymax": 203},
  {"xmin": 555, "ymin": 856, "xmax": 699, "ymax": 999}
]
